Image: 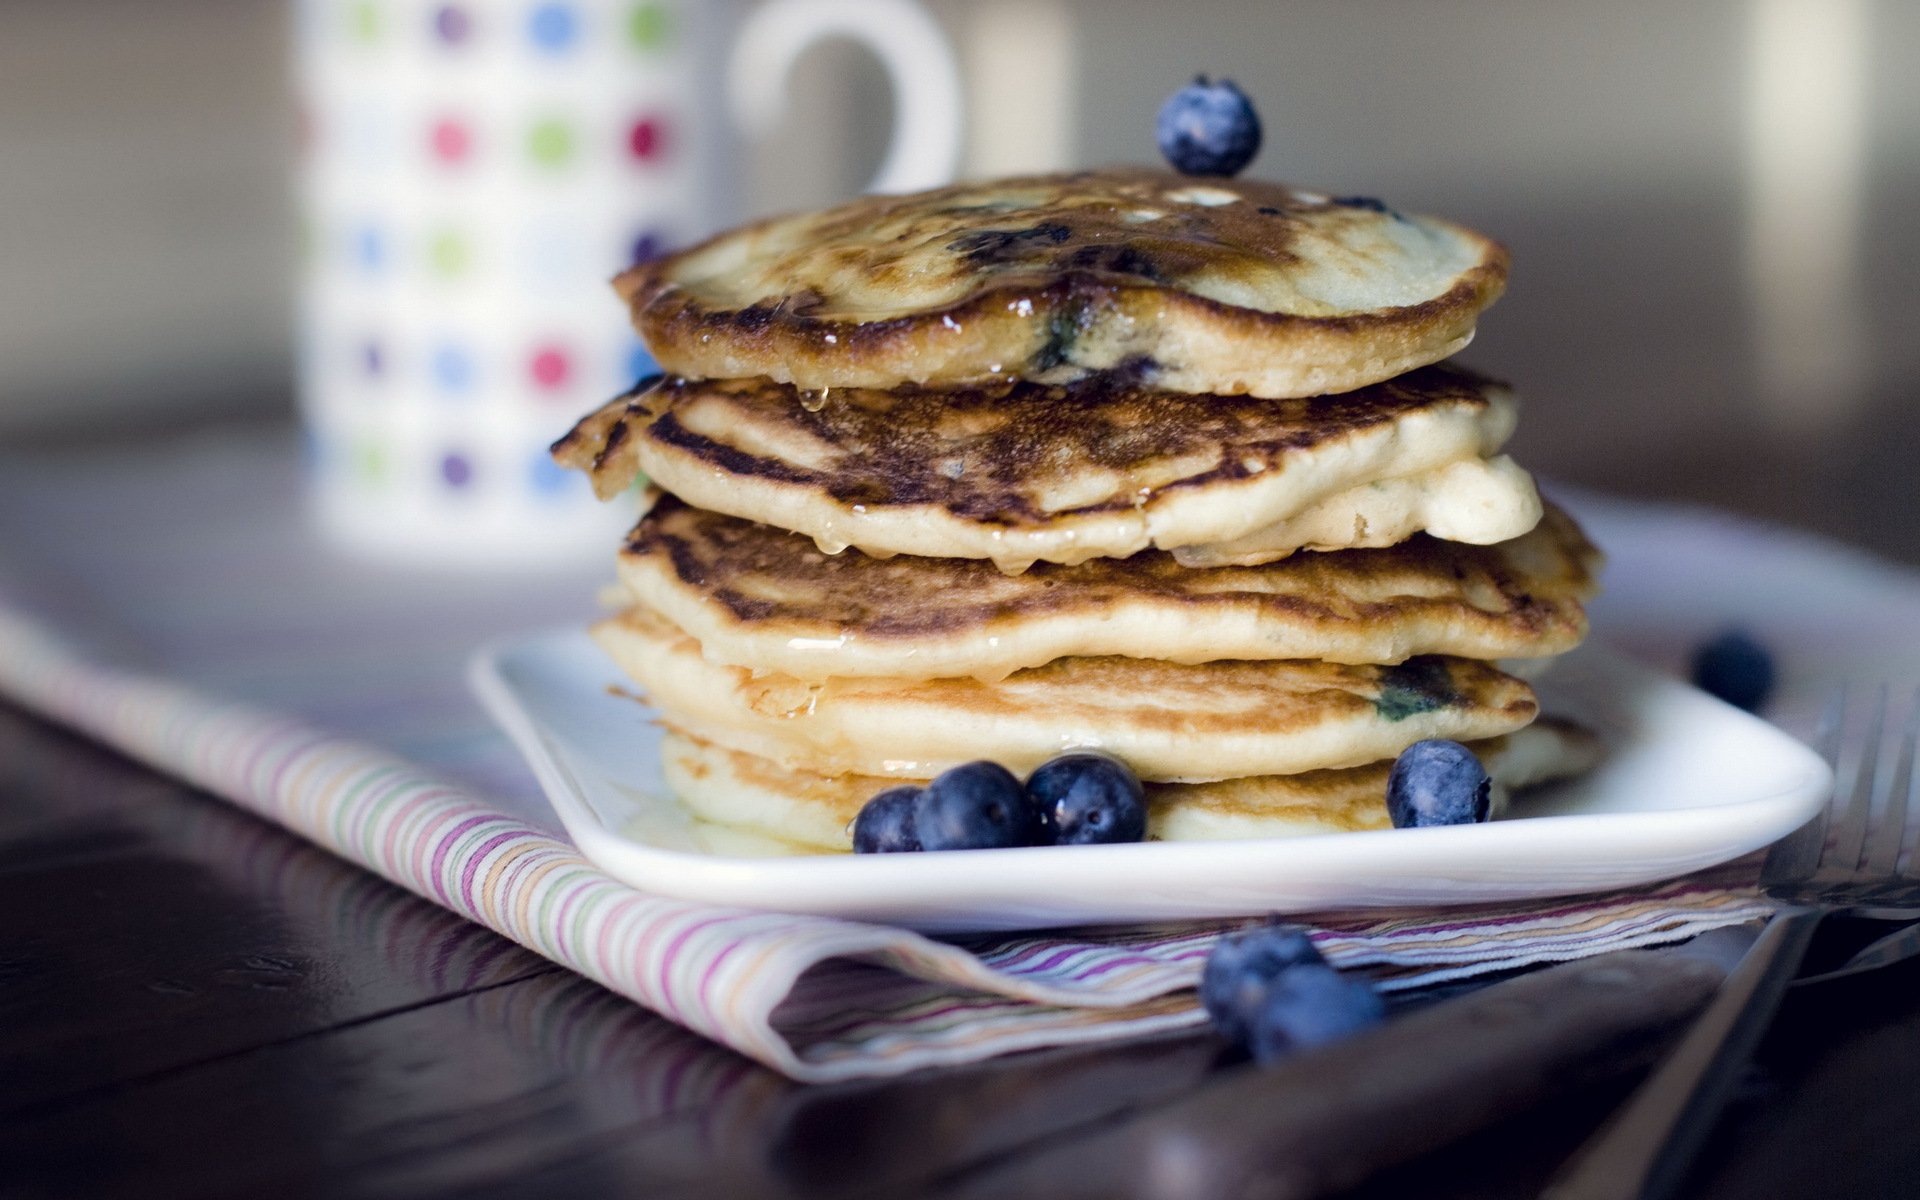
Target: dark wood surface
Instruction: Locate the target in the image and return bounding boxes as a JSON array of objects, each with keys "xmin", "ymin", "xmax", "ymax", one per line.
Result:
[{"xmin": 7, "ymin": 700, "xmax": 1920, "ymax": 1200}]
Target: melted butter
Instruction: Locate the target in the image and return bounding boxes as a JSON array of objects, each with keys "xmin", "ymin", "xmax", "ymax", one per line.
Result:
[
  {"xmin": 799, "ymin": 388, "xmax": 830, "ymax": 413},
  {"xmin": 1164, "ymin": 185, "xmax": 1241, "ymax": 207},
  {"xmin": 880, "ymin": 758, "xmax": 942, "ymax": 776}
]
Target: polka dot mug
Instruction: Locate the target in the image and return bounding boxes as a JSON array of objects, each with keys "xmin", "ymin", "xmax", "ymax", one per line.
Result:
[{"xmin": 294, "ymin": 0, "xmax": 961, "ymax": 564}]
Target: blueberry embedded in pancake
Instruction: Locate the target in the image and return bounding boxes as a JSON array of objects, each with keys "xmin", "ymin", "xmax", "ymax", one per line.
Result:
[
  {"xmin": 592, "ymin": 606, "xmax": 1539, "ymax": 783},
  {"xmin": 616, "ymin": 168, "xmax": 1507, "ymax": 398},
  {"xmin": 613, "ymin": 496, "xmax": 1599, "ymax": 681},
  {"xmin": 550, "ymin": 364, "xmax": 1541, "ymax": 569}
]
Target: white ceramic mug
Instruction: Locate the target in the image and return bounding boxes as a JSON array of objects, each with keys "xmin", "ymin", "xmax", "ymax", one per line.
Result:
[{"xmin": 294, "ymin": 0, "xmax": 961, "ymax": 565}]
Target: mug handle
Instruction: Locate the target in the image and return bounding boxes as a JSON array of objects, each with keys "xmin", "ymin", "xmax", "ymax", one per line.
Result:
[{"xmin": 727, "ymin": 0, "xmax": 963, "ymax": 194}]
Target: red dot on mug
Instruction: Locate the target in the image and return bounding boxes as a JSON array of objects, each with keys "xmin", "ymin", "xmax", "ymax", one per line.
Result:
[
  {"xmin": 430, "ymin": 118, "xmax": 471, "ymax": 164},
  {"xmin": 530, "ymin": 346, "xmax": 571, "ymax": 390},
  {"xmin": 626, "ymin": 117, "xmax": 667, "ymax": 162}
]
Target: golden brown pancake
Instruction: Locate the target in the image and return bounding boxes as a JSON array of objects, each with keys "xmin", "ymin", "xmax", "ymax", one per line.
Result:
[
  {"xmin": 551, "ymin": 364, "xmax": 1540, "ymax": 568},
  {"xmin": 656, "ymin": 717, "xmax": 1600, "ymax": 851},
  {"xmin": 613, "ymin": 496, "xmax": 1598, "ymax": 680},
  {"xmin": 593, "ymin": 606, "xmax": 1539, "ymax": 782},
  {"xmin": 617, "ymin": 168, "xmax": 1507, "ymax": 398}
]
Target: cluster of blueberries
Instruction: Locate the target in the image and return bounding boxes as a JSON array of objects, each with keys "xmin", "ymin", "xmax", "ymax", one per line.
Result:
[
  {"xmin": 1200, "ymin": 921, "xmax": 1385, "ymax": 1062},
  {"xmin": 856, "ymin": 629, "xmax": 1778, "ymax": 1060},
  {"xmin": 851, "ymin": 629, "xmax": 1779, "ymax": 855},
  {"xmin": 852, "ymin": 753, "xmax": 1148, "ymax": 853},
  {"xmin": 1187, "ymin": 630, "xmax": 1776, "ymax": 1062},
  {"xmin": 853, "ymin": 737, "xmax": 1509, "ymax": 855}
]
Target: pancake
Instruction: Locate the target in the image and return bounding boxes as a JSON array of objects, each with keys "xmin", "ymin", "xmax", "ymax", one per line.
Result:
[
  {"xmin": 657, "ymin": 718, "xmax": 1600, "ymax": 852},
  {"xmin": 616, "ymin": 496, "xmax": 1599, "ymax": 681},
  {"xmin": 616, "ymin": 168, "xmax": 1507, "ymax": 399},
  {"xmin": 552, "ymin": 364, "xmax": 1541, "ymax": 568},
  {"xmin": 593, "ymin": 606, "xmax": 1539, "ymax": 783}
]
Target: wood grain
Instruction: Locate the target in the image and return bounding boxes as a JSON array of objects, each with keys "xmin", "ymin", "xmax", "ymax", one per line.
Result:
[{"xmin": 10, "ymin": 696, "xmax": 1920, "ymax": 1200}]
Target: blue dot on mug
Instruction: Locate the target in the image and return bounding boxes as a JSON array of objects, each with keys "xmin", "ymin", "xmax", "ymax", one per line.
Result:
[
  {"xmin": 528, "ymin": 3, "xmax": 578, "ymax": 52},
  {"xmin": 432, "ymin": 342, "xmax": 476, "ymax": 394},
  {"xmin": 433, "ymin": 3, "xmax": 472, "ymax": 45},
  {"xmin": 626, "ymin": 341, "xmax": 658, "ymax": 383},
  {"xmin": 441, "ymin": 452, "xmax": 475, "ymax": 488},
  {"xmin": 353, "ymin": 224, "xmax": 386, "ymax": 272},
  {"xmin": 361, "ymin": 340, "xmax": 384, "ymax": 379},
  {"xmin": 527, "ymin": 450, "xmax": 574, "ymax": 497},
  {"xmin": 300, "ymin": 429, "xmax": 328, "ymax": 473}
]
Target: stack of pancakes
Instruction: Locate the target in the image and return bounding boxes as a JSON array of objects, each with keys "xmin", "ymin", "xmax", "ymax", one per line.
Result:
[{"xmin": 554, "ymin": 169, "xmax": 1602, "ymax": 852}]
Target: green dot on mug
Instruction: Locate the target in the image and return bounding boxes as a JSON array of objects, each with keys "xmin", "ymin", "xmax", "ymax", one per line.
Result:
[
  {"xmin": 349, "ymin": 0, "xmax": 381, "ymax": 43},
  {"xmin": 528, "ymin": 119, "xmax": 575, "ymax": 167},
  {"xmin": 355, "ymin": 442, "xmax": 388, "ymax": 484},
  {"xmin": 429, "ymin": 230, "xmax": 471, "ymax": 277},
  {"xmin": 627, "ymin": 2, "xmax": 671, "ymax": 50}
]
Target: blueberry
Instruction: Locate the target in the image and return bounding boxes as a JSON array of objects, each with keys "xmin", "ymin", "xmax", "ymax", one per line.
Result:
[
  {"xmin": 1156, "ymin": 76, "xmax": 1262, "ymax": 178},
  {"xmin": 1026, "ymin": 752, "xmax": 1147, "ymax": 845},
  {"xmin": 851, "ymin": 785, "xmax": 922, "ymax": 853},
  {"xmin": 1199, "ymin": 922, "xmax": 1326, "ymax": 1046},
  {"xmin": 914, "ymin": 761, "xmax": 1044, "ymax": 851},
  {"xmin": 1691, "ymin": 629, "xmax": 1775, "ymax": 713},
  {"xmin": 1246, "ymin": 964, "xmax": 1386, "ymax": 1063},
  {"xmin": 1386, "ymin": 739, "xmax": 1492, "ymax": 828}
]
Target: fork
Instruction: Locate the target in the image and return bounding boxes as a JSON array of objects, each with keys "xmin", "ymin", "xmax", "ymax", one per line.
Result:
[{"xmin": 1543, "ymin": 685, "xmax": 1920, "ymax": 1200}]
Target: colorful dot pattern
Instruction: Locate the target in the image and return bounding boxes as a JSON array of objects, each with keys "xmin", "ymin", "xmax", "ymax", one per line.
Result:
[{"xmin": 298, "ymin": 0, "xmax": 692, "ymax": 510}]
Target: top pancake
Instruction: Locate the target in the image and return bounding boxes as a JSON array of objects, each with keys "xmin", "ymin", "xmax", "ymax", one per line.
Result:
[
  {"xmin": 551, "ymin": 363, "xmax": 1541, "ymax": 569},
  {"xmin": 616, "ymin": 168, "xmax": 1508, "ymax": 398}
]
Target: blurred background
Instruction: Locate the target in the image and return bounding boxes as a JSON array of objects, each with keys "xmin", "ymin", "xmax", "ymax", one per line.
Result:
[{"xmin": 2, "ymin": 0, "xmax": 1916, "ymax": 560}]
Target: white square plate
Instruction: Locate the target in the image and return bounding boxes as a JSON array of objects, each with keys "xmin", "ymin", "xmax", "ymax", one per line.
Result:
[{"xmin": 469, "ymin": 632, "xmax": 1828, "ymax": 932}]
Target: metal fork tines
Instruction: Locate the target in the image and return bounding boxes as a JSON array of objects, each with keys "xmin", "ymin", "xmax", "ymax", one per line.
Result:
[
  {"xmin": 1789, "ymin": 685, "xmax": 1920, "ymax": 908},
  {"xmin": 1545, "ymin": 684, "xmax": 1920, "ymax": 1200}
]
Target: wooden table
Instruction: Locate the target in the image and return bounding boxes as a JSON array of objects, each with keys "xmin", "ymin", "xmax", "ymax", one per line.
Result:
[{"xmin": 5, "ymin": 701, "xmax": 1920, "ymax": 1200}]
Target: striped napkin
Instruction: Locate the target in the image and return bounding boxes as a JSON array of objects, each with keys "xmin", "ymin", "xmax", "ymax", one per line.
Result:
[{"xmin": 7, "ymin": 432, "xmax": 1886, "ymax": 1082}]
